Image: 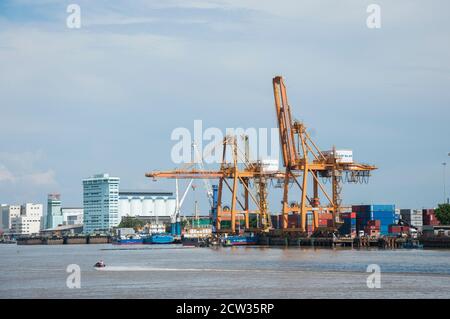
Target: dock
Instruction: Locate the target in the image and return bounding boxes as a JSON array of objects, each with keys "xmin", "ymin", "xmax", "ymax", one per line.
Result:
[
  {"xmin": 257, "ymin": 236, "xmax": 417, "ymax": 249},
  {"xmin": 16, "ymin": 235, "xmax": 112, "ymax": 245}
]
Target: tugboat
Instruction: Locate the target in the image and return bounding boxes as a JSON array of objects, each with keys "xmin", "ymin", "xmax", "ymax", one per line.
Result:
[
  {"xmin": 112, "ymin": 234, "xmax": 144, "ymax": 245},
  {"xmin": 182, "ymin": 236, "xmax": 208, "ymax": 247},
  {"xmin": 222, "ymin": 234, "xmax": 258, "ymax": 246},
  {"xmin": 143, "ymin": 233, "xmax": 175, "ymax": 244}
]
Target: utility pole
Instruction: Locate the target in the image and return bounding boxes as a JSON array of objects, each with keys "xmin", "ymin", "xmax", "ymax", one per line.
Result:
[
  {"xmin": 192, "ymin": 184, "xmax": 199, "ymax": 226},
  {"xmin": 443, "ymin": 162, "xmax": 447, "ymax": 204},
  {"xmin": 447, "ymin": 152, "xmax": 450, "ymax": 204}
]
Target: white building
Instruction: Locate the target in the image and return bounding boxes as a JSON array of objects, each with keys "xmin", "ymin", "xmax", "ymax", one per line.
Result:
[
  {"xmin": 83, "ymin": 173, "xmax": 120, "ymax": 233},
  {"xmin": 1, "ymin": 205, "xmax": 20, "ymax": 234},
  {"xmin": 61, "ymin": 207, "xmax": 83, "ymax": 225},
  {"xmin": 118, "ymin": 190, "xmax": 176, "ymax": 220},
  {"xmin": 10, "ymin": 203, "xmax": 44, "ymax": 235}
]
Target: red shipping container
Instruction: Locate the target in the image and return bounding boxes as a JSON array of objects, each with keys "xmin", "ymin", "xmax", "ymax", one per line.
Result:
[
  {"xmin": 364, "ymin": 227, "xmax": 380, "ymax": 237},
  {"xmin": 287, "ymin": 214, "xmax": 300, "ymax": 228},
  {"xmin": 319, "ymin": 213, "xmax": 333, "ymax": 220},
  {"xmin": 367, "ymin": 220, "xmax": 381, "ymax": 227},
  {"xmin": 318, "ymin": 219, "xmax": 328, "ymax": 226},
  {"xmin": 389, "ymin": 225, "xmax": 409, "ymax": 233},
  {"xmin": 341, "ymin": 212, "xmax": 356, "ymax": 219},
  {"xmin": 422, "ymin": 209, "xmax": 440, "ymax": 226}
]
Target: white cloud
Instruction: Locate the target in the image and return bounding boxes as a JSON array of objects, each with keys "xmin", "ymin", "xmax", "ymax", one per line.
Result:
[
  {"xmin": 0, "ymin": 165, "xmax": 16, "ymax": 182},
  {"xmin": 0, "ymin": 151, "xmax": 57, "ymax": 187},
  {"xmin": 0, "ymin": 0, "xmax": 448, "ymax": 209},
  {"xmin": 23, "ymin": 169, "xmax": 57, "ymax": 186}
]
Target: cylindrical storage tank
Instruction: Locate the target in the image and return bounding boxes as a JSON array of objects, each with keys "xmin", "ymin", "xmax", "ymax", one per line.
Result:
[
  {"xmin": 130, "ymin": 198, "xmax": 142, "ymax": 216},
  {"xmin": 142, "ymin": 198, "xmax": 155, "ymax": 216},
  {"xmin": 119, "ymin": 198, "xmax": 131, "ymax": 217},
  {"xmin": 155, "ymin": 198, "xmax": 166, "ymax": 217},
  {"xmin": 166, "ymin": 198, "xmax": 176, "ymax": 217}
]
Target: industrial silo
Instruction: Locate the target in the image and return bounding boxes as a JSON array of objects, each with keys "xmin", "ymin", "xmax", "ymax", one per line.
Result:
[
  {"xmin": 142, "ymin": 197, "xmax": 155, "ymax": 216},
  {"xmin": 119, "ymin": 197, "xmax": 131, "ymax": 217},
  {"xmin": 155, "ymin": 197, "xmax": 166, "ymax": 217},
  {"xmin": 130, "ymin": 197, "xmax": 143, "ymax": 216},
  {"xmin": 166, "ymin": 198, "xmax": 176, "ymax": 217}
]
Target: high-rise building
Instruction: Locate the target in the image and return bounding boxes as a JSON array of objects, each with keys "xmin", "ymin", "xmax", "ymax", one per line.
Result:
[
  {"xmin": 46, "ymin": 193, "xmax": 63, "ymax": 229},
  {"xmin": 10, "ymin": 203, "xmax": 43, "ymax": 235},
  {"xmin": 83, "ymin": 173, "xmax": 120, "ymax": 233},
  {"xmin": 1, "ymin": 205, "xmax": 20, "ymax": 234}
]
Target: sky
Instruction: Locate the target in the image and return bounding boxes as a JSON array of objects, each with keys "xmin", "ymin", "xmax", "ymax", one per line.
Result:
[{"xmin": 0, "ymin": 0, "xmax": 449, "ymax": 213}]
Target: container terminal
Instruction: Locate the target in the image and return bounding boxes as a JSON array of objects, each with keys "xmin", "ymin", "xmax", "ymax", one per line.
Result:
[
  {"xmin": 141, "ymin": 76, "xmax": 449, "ymax": 248},
  {"xmin": 6, "ymin": 76, "xmax": 450, "ymax": 248}
]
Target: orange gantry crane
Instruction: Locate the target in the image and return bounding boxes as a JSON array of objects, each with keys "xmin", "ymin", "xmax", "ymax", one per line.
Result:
[
  {"xmin": 272, "ymin": 76, "xmax": 376, "ymax": 231},
  {"xmin": 146, "ymin": 135, "xmax": 283, "ymax": 233},
  {"xmin": 146, "ymin": 76, "xmax": 377, "ymax": 235}
]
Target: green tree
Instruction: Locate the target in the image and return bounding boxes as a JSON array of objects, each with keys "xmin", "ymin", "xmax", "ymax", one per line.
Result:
[
  {"xmin": 118, "ymin": 216, "xmax": 144, "ymax": 230},
  {"xmin": 435, "ymin": 203, "xmax": 450, "ymax": 225}
]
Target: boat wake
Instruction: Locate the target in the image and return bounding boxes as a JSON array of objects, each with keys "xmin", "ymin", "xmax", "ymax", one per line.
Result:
[{"xmin": 96, "ymin": 266, "xmax": 246, "ymax": 272}]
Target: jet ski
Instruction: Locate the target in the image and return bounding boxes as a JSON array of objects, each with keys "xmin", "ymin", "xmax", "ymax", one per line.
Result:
[{"xmin": 94, "ymin": 260, "xmax": 106, "ymax": 268}]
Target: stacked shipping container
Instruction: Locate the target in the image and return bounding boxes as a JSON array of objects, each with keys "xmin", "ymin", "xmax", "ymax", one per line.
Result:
[
  {"xmin": 340, "ymin": 212, "xmax": 356, "ymax": 237},
  {"xmin": 352, "ymin": 205, "xmax": 396, "ymax": 235},
  {"xmin": 388, "ymin": 224, "xmax": 410, "ymax": 235},
  {"xmin": 422, "ymin": 209, "xmax": 440, "ymax": 226},
  {"xmin": 306, "ymin": 213, "xmax": 313, "ymax": 234},
  {"xmin": 269, "ymin": 211, "xmax": 333, "ymax": 231},
  {"xmin": 318, "ymin": 213, "xmax": 334, "ymax": 227},
  {"xmin": 365, "ymin": 220, "xmax": 381, "ymax": 237},
  {"xmin": 271, "ymin": 215, "xmax": 280, "ymax": 229},
  {"xmin": 395, "ymin": 208, "xmax": 401, "ymax": 224},
  {"xmin": 400, "ymin": 209, "xmax": 423, "ymax": 228}
]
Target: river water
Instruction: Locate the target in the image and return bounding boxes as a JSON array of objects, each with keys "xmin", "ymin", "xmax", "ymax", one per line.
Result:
[{"xmin": 1, "ymin": 244, "xmax": 449, "ymax": 298}]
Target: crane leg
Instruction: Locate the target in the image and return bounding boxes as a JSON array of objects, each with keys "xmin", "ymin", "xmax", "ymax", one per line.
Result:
[
  {"xmin": 282, "ymin": 169, "xmax": 290, "ymax": 229},
  {"xmin": 216, "ymin": 177, "xmax": 224, "ymax": 231}
]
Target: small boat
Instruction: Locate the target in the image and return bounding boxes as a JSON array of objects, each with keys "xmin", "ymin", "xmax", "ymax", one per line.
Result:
[
  {"xmin": 182, "ymin": 236, "xmax": 208, "ymax": 247},
  {"xmin": 402, "ymin": 240, "xmax": 424, "ymax": 249},
  {"xmin": 112, "ymin": 234, "xmax": 144, "ymax": 245},
  {"xmin": 143, "ymin": 233, "xmax": 174, "ymax": 244},
  {"xmin": 0, "ymin": 239, "xmax": 17, "ymax": 244},
  {"xmin": 94, "ymin": 261, "xmax": 106, "ymax": 268},
  {"xmin": 223, "ymin": 235, "xmax": 258, "ymax": 246}
]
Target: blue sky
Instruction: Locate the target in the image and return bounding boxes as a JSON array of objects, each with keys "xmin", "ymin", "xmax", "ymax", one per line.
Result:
[{"xmin": 0, "ymin": 0, "xmax": 449, "ymax": 213}]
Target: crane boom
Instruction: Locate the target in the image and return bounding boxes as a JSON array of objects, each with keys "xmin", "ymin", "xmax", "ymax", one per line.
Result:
[{"xmin": 273, "ymin": 76, "xmax": 298, "ymax": 168}]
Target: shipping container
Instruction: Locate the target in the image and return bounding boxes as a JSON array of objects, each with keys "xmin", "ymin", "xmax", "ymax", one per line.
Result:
[
  {"xmin": 367, "ymin": 220, "xmax": 381, "ymax": 227},
  {"xmin": 190, "ymin": 218, "xmax": 212, "ymax": 228},
  {"xmin": 341, "ymin": 212, "xmax": 356, "ymax": 219},
  {"xmin": 353, "ymin": 204, "xmax": 396, "ymax": 233},
  {"xmin": 322, "ymin": 149, "xmax": 353, "ymax": 163},
  {"xmin": 422, "ymin": 209, "xmax": 440, "ymax": 226},
  {"xmin": 318, "ymin": 213, "xmax": 333, "ymax": 220},
  {"xmin": 389, "ymin": 224, "xmax": 409, "ymax": 234},
  {"xmin": 318, "ymin": 219, "xmax": 328, "ymax": 227},
  {"xmin": 270, "ymin": 215, "xmax": 280, "ymax": 229}
]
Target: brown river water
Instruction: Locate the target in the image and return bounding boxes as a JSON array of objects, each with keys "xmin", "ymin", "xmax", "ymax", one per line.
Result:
[{"xmin": 1, "ymin": 244, "xmax": 450, "ymax": 298}]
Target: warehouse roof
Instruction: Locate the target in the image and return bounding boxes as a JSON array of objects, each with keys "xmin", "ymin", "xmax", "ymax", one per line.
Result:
[{"xmin": 119, "ymin": 190, "xmax": 173, "ymax": 196}]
